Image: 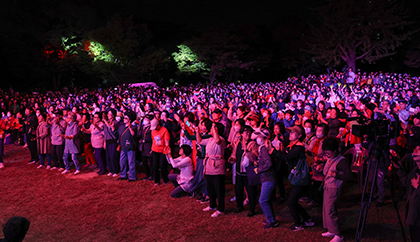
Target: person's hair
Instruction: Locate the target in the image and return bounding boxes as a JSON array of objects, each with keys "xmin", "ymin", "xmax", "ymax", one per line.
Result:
[
  {"xmin": 125, "ymin": 110, "xmax": 137, "ymax": 122},
  {"xmin": 3, "ymin": 216, "xmax": 30, "ymax": 242},
  {"xmin": 234, "ymin": 118, "xmax": 245, "ymax": 129},
  {"xmin": 274, "ymin": 122, "xmax": 286, "ymax": 135},
  {"xmin": 297, "ymin": 125, "xmax": 306, "ymax": 142},
  {"xmin": 304, "ymin": 119, "xmax": 315, "ymax": 131},
  {"xmin": 201, "ymin": 118, "xmax": 213, "ymax": 132},
  {"xmin": 181, "ymin": 144, "xmax": 192, "ymax": 157},
  {"xmin": 285, "ymin": 110, "xmax": 294, "ymax": 116},
  {"xmin": 40, "ymin": 112, "xmax": 47, "ymax": 121},
  {"xmin": 322, "ymin": 137, "xmax": 340, "ymax": 152},
  {"xmin": 213, "ymin": 108, "xmax": 222, "ymax": 114},
  {"xmin": 237, "ymin": 106, "xmax": 246, "ymax": 113},
  {"xmin": 161, "ymin": 110, "xmax": 169, "ymax": 117},
  {"xmin": 84, "ymin": 113, "xmax": 92, "ymax": 120},
  {"xmin": 185, "ymin": 112, "xmax": 195, "ymax": 123},
  {"xmin": 214, "ymin": 122, "xmax": 225, "ymax": 137},
  {"xmin": 240, "ymin": 125, "xmax": 254, "ymax": 135},
  {"xmin": 317, "ymin": 123, "xmax": 330, "ymax": 136}
]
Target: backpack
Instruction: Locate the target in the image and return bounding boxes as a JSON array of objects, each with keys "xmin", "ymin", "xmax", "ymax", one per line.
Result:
[{"xmin": 288, "ymin": 156, "xmax": 311, "ymax": 186}]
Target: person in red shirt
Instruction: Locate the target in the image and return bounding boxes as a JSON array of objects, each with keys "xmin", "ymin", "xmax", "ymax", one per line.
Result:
[{"xmin": 151, "ymin": 118, "xmax": 170, "ymax": 186}]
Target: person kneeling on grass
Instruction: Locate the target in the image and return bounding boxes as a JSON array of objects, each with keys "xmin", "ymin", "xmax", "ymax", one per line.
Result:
[
  {"xmin": 167, "ymin": 145, "xmax": 194, "ymax": 198},
  {"xmin": 321, "ymin": 137, "xmax": 352, "ymax": 242}
]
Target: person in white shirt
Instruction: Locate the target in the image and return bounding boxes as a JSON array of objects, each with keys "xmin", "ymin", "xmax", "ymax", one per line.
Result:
[{"xmin": 166, "ymin": 145, "xmax": 194, "ymax": 198}]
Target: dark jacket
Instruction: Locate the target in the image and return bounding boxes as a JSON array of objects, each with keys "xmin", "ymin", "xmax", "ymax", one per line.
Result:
[
  {"xmin": 118, "ymin": 125, "xmax": 137, "ymax": 151},
  {"xmin": 273, "ymin": 144, "xmax": 306, "ymax": 173},
  {"xmin": 257, "ymin": 146, "xmax": 276, "ymax": 183},
  {"xmin": 396, "ymin": 163, "xmax": 420, "ymax": 226}
]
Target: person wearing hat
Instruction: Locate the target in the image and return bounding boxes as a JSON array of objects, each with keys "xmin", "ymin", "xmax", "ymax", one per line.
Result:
[
  {"xmin": 253, "ymin": 128, "xmax": 279, "ymax": 228},
  {"xmin": 272, "ymin": 125, "xmax": 315, "ymax": 231},
  {"xmin": 117, "ymin": 110, "xmax": 138, "ymax": 181},
  {"xmin": 150, "ymin": 118, "xmax": 171, "ymax": 186}
]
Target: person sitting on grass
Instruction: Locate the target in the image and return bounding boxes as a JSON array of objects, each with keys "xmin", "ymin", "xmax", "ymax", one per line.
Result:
[{"xmin": 167, "ymin": 144, "xmax": 194, "ymax": 198}]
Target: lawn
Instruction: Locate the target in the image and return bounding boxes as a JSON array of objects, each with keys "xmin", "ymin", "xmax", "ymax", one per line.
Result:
[{"xmin": 0, "ymin": 144, "xmax": 410, "ymax": 241}]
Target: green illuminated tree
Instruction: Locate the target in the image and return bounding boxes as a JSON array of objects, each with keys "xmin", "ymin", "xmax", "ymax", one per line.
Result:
[
  {"xmin": 307, "ymin": 0, "xmax": 413, "ymax": 71},
  {"xmin": 172, "ymin": 45, "xmax": 206, "ymax": 74},
  {"xmin": 176, "ymin": 26, "xmax": 269, "ymax": 84}
]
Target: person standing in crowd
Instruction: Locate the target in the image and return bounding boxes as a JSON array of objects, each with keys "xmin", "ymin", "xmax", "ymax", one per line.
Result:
[
  {"xmin": 36, "ymin": 113, "xmax": 52, "ymax": 169},
  {"xmin": 201, "ymin": 122, "xmax": 226, "ymax": 218},
  {"xmin": 192, "ymin": 118, "xmax": 214, "ymax": 203},
  {"xmin": 103, "ymin": 109, "xmax": 120, "ymax": 177},
  {"xmin": 61, "ymin": 111, "xmax": 81, "ymax": 175},
  {"xmin": 254, "ymin": 128, "xmax": 280, "ymax": 228},
  {"xmin": 166, "ymin": 145, "xmax": 194, "ymax": 198},
  {"xmin": 82, "ymin": 113, "xmax": 107, "ymax": 175},
  {"xmin": 138, "ymin": 114, "xmax": 154, "ymax": 180},
  {"xmin": 49, "ymin": 110, "xmax": 67, "ymax": 170},
  {"xmin": 117, "ymin": 111, "xmax": 138, "ymax": 181},
  {"xmin": 150, "ymin": 118, "xmax": 170, "ymax": 186},
  {"xmin": 393, "ymin": 143, "xmax": 420, "ymax": 242},
  {"xmin": 321, "ymin": 138, "xmax": 352, "ymax": 242},
  {"xmin": 80, "ymin": 113, "xmax": 96, "ymax": 169},
  {"xmin": 25, "ymin": 107, "xmax": 39, "ymax": 164},
  {"xmin": 229, "ymin": 125, "xmax": 259, "ymax": 217},
  {"xmin": 273, "ymin": 125, "xmax": 314, "ymax": 231},
  {"xmin": 0, "ymin": 118, "xmax": 5, "ymax": 169}
]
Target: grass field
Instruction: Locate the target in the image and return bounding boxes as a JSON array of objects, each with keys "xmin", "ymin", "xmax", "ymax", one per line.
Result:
[{"xmin": 0, "ymin": 144, "xmax": 411, "ymax": 241}]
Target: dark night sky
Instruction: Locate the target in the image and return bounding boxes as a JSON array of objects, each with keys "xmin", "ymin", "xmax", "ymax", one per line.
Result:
[{"xmin": 1, "ymin": 0, "xmax": 420, "ymax": 89}]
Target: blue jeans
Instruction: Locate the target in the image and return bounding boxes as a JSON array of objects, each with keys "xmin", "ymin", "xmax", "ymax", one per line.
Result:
[
  {"xmin": 63, "ymin": 153, "xmax": 80, "ymax": 171},
  {"xmin": 120, "ymin": 150, "xmax": 136, "ymax": 180},
  {"xmin": 39, "ymin": 154, "xmax": 51, "ymax": 166},
  {"xmin": 259, "ymin": 181, "xmax": 276, "ymax": 223}
]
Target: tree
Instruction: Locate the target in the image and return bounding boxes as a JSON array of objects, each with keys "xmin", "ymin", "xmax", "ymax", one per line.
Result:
[
  {"xmin": 87, "ymin": 14, "xmax": 168, "ymax": 84},
  {"xmin": 172, "ymin": 45, "xmax": 204, "ymax": 75},
  {"xmin": 307, "ymin": 0, "xmax": 412, "ymax": 71},
  {"xmin": 173, "ymin": 26, "xmax": 270, "ymax": 84}
]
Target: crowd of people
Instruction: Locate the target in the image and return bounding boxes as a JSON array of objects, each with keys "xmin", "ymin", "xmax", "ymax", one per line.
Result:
[{"xmin": 1, "ymin": 69, "xmax": 420, "ymax": 242}]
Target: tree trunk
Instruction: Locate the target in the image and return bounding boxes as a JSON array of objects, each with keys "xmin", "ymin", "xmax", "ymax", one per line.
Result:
[
  {"xmin": 345, "ymin": 50, "xmax": 356, "ymax": 71},
  {"xmin": 210, "ymin": 72, "xmax": 216, "ymax": 85}
]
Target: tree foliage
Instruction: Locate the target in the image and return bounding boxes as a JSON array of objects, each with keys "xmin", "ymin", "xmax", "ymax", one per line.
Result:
[
  {"xmin": 307, "ymin": 0, "xmax": 413, "ymax": 70},
  {"xmin": 175, "ymin": 26, "xmax": 270, "ymax": 84}
]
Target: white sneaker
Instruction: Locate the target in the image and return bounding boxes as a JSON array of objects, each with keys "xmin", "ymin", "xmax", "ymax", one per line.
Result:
[
  {"xmin": 112, "ymin": 173, "xmax": 119, "ymax": 177},
  {"xmin": 37, "ymin": 165, "xmax": 44, "ymax": 169},
  {"xmin": 322, "ymin": 232, "xmax": 336, "ymax": 237},
  {"xmin": 0, "ymin": 163, "xmax": 4, "ymax": 169},
  {"xmin": 46, "ymin": 166, "xmax": 51, "ymax": 170},
  {"xmin": 203, "ymin": 206, "xmax": 217, "ymax": 212},
  {"xmin": 50, "ymin": 167, "xmax": 58, "ymax": 170},
  {"xmin": 330, "ymin": 235, "xmax": 344, "ymax": 242},
  {"xmin": 61, "ymin": 170, "xmax": 71, "ymax": 174},
  {"xmin": 211, "ymin": 210, "xmax": 224, "ymax": 218},
  {"xmin": 107, "ymin": 173, "xmax": 112, "ymax": 176},
  {"xmin": 243, "ymin": 198, "xmax": 249, "ymax": 206},
  {"xmin": 28, "ymin": 160, "xmax": 36, "ymax": 164},
  {"xmin": 58, "ymin": 168, "xmax": 65, "ymax": 172},
  {"xmin": 74, "ymin": 170, "xmax": 81, "ymax": 175},
  {"xmin": 230, "ymin": 196, "xmax": 236, "ymax": 202}
]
